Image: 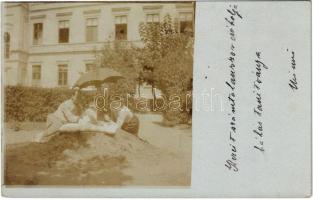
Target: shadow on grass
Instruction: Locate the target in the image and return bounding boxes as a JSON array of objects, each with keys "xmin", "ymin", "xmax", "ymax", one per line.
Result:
[
  {"xmin": 152, "ymin": 121, "xmax": 192, "ymax": 130},
  {"xmin": 152, "ymin": 121, "xmax": 175, "ymax": 127}
]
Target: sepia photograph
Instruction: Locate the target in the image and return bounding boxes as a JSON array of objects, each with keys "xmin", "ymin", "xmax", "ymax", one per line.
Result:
[
  {"xmin": 3, "ymin": 2, "xmax": 194, "ymax": 186},
  {"xmin": 2, "ymin": 0, "xmax": 312, "ymax": 198}
]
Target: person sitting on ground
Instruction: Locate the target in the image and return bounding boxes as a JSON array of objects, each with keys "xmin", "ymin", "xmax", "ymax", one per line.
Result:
[{"xmin": 34, "ymin": 88, "xmax": 82, "ymax": 142}]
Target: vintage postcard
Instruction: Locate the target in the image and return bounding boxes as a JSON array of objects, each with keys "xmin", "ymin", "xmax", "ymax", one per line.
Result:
[
  {"xmin": 2, "ymin": 1, "xmax": 193, "ymax": 188},
  {"xmin": 1, "ymin": 0, "xmax": 311, "ymax": 198}
]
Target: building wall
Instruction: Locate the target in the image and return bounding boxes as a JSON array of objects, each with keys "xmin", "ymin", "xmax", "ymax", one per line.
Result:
[
  {"xmin": 3, "ymin": 2, "xmax": 194, "ymax": 88},
  {"xmin": 4, "ymin": 3, "xmax": 29, "ymax": 86}
]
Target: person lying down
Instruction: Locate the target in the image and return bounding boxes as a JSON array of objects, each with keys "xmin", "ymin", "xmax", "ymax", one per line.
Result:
[
  {"xmin": 35, "ymin": 96, "xmax": 137, "ymax": 143},
  {"xmin": 59, "ymin": 102, "xmax": 118, "ymax": 135}
]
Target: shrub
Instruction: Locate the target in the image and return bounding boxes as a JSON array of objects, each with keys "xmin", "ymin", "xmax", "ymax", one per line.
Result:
[
  {"xmin": 95, "ymin": 41, "xmax": 141, "ymax": 97},
  {"xmin": 4, "ymin": 86, "xmax": 93, "ymax": 122},
  {"xmin": 138, "ymin": 15, "xmax": 193, "ymax": 124}
]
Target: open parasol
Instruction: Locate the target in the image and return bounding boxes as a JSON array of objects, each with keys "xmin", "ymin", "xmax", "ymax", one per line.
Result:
[{"xmin": 74, "ymin": 68, "xmax": 124, "ymax": 88}]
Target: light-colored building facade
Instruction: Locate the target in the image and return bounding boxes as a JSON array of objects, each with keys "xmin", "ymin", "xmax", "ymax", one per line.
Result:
[{"xmin": 3, "ymin": 2, "xmax": 194, "ymax": 88}]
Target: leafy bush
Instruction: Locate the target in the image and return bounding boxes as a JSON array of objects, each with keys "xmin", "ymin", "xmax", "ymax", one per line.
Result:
[
  {"xmin": 4, "ymin": 86, "xmax": 93, "ymax": 122},
  {"xmin": 95, "ymin": 41, "xmax": 141, "ymax": 97},
  {"xmin": 138, "ymin": 15, "xmax": 193, "ymax": 124}
]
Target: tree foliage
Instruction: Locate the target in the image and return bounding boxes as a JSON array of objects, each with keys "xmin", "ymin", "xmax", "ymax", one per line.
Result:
[
  {"xmin": 95, "ymin": 15, "xmax": 194, "ymax": 123},
  {"xmin": 95, "ymin": 41, "xmax": 141, "ymax": 97},
  {"xmin": 138, "ymin": 15, "xmax": 193, "ymax": 123},
  {"xmin": 138, "ymin": 14, "xmax": 193, "ymax": 97}
]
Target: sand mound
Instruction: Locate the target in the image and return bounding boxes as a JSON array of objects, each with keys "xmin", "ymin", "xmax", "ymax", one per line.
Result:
[
  {"xmin": 58, "ymin": 130, "xmax": 152, "ymax": 164},
  {"xmin": 5, "ymin": 130, "xmax": 153, "ymax": 185}
]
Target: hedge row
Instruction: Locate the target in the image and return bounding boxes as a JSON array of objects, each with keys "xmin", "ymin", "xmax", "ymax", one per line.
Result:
[
  {"xmin": 4, "ymin": 86, "xmax": 192, "ymax": 124},
  {"xmin": 4, "ymin": 86, "xmax": 77, "ymax": 122},
  {"xmin": 4, "ymin": 86, "xmax": 156, "ymax": 122}
]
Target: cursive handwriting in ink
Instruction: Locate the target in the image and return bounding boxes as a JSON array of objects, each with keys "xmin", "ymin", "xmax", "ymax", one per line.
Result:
[
  {"xmin": 252, "ymin": 51, "xmax": 268, "ymax": 153},
  {"xmin": 288, "ymin": 50, "xmax": 298, "ymax": 91},
  {"xmin": 224, "ymin": 4, "xmax": 242, "ymax": 173}
]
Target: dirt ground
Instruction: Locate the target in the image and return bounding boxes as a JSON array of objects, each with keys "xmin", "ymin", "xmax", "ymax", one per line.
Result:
[{"xmin": 4, "ymin": 113, "xmax": 192, "ymax": 186}]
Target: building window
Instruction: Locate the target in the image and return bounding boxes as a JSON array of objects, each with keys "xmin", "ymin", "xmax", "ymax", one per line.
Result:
[
  {"xmin": 86, "ymin": 63, "xmax": 96, "ymax": 72},
  {"xmin": 58, "ymin": 64, "xmax": 68, "ymax": 86},
  {"xmin": 86, "ymin": 18, "xmax": 98, "ymax": 42},
  {"xmin": 4, "ymin": 32, "xmax": 10, "ymax": 59},
  {"xmin": 33, "ymin": 23, "xmax": 43, "ymax": 45},
  {"xmin": 115, "ymin": 15, "xmax": 127, "ymax": 40},
  {"xmin": 146, "ymin": 13, "xmax": 159, "ymax": 25},
  {"xmin": 32, "ymin": 65, "xmax": 41, "ymax": 86},
  {"xmin": 179, "ymin": 12, "xmax": 193, "ymax": 35},
  {"xmin": 59, "ymin": 20, "xmax": 69, "ymax": 43}
]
